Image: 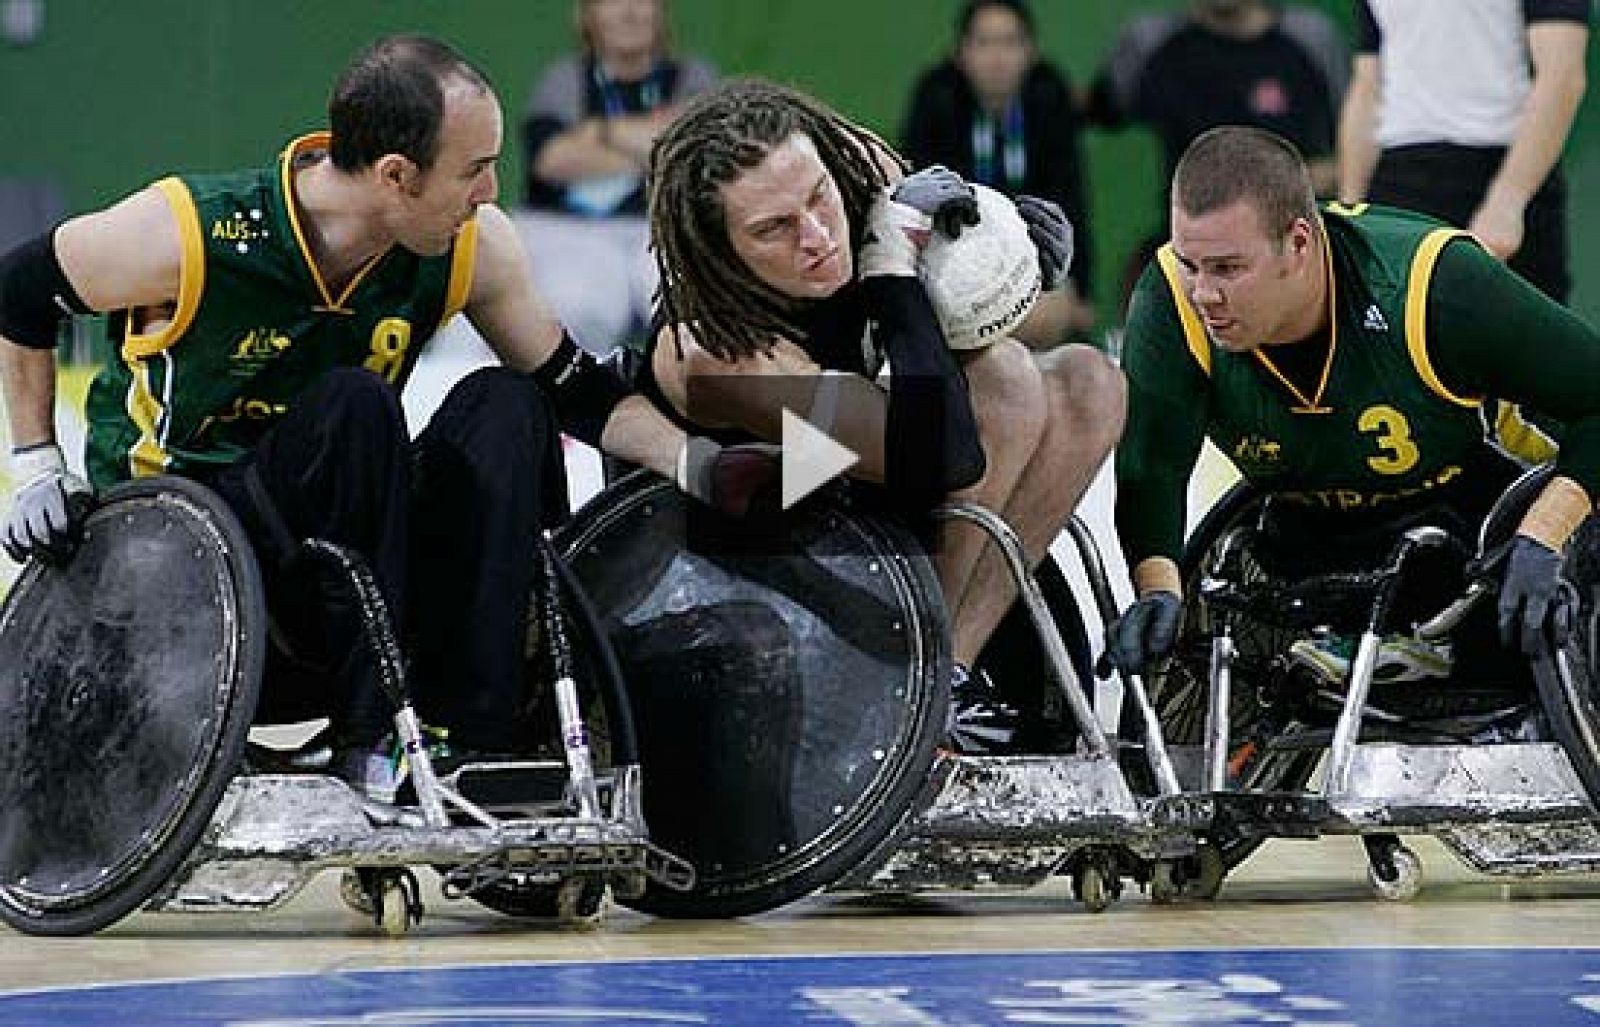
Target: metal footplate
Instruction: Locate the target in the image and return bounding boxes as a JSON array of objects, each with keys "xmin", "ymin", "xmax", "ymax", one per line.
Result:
[
  {"xmin": 828, "ymin": 753, "xmax": 1189, "ymax": 893},
  {"xmin": 1177, "ymin": 790, "xmax": 1335, "ymax": 843},
  {"xmin": 148, "ymin": 768, "xmax": 694, "ymax": 914},
  {"xmin": 1327, "ymin": 742, "xmax": 1596, "ymax": 828}
]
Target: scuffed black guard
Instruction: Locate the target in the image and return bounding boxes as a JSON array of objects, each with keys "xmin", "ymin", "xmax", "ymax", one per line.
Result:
[
  {"xmin": 0, "ymin": 477, "xmax": 265, "ymax": 935},
  {"xmin": 558, "ymin": 474, "xmax": 949, "ymax": 917}
]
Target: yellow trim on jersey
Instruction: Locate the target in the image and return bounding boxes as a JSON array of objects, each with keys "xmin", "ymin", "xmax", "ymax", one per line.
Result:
[
  {"xmin": 121, "ymin": 177, "xmax": 205, "ymax": 361},
  {"xmin": 124, "ymin": 355, "xmax": 171, "ymax": 477},
  {"xmin": 1404, "ymin": 228, "xmax": 1480, "ymax": 409},
  {"xmin": 1494, "ymin": 400, "xmax": 1559, "ymax": 465},
  {"xmin": 280, "ymin": 132, "xmax": 388, "ymax": 314},
  {"xmin": 437, "ymin": 215, "xmax": 479, "ymax": 333},
  {"xmin": 1250, "ymin": 222, "xmax": 1338, "ymax": 415},
  {"xmin": 1155, "ymin": 244, "xmax": 1212, "ymax": 375}
]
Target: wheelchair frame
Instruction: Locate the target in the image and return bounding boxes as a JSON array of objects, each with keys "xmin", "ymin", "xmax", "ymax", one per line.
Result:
[
  {"xmin": 1156, "ymin": 470, "xmax": 1600, "ymax": 901},
  {"xmin": 2, "ymin": 474, "xmax": 1206, "ymax": 933},
  {"xmin": 824, "ymin": 504, "xmax": 1200, "ymax": 912}
]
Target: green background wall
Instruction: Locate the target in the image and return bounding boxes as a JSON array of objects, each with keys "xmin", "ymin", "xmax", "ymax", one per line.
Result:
[{"xmin": 1, "ymin": 1, "xmax": 1597, "ymax": 322}]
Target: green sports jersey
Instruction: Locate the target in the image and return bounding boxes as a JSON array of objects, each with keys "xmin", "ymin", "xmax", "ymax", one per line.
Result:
[
  {"xmin": 84, "ymin": 133, "xmax": 478, "ymax": 486},
  {"xmin": 1118, "ymin": 203, "xmax": 1508, "ymax": 568}
]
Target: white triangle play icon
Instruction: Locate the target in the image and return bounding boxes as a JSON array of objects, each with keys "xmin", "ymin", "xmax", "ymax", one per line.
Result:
[{"xmin": 781, "ymin": 408, "xmax": 859, "ymax": 510}]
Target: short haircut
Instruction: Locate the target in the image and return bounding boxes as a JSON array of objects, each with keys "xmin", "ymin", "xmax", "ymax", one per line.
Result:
[
  {"xmin": 648, "ymin": 78, "xmax": 902, "ymax": 361},
  {"xmin": 958, "ymin": 0, "xmax": 1036, "ymax": 42},
  {"xmin": 1171, "ymin": 125, "xmax": 1317, "ymax": 239},
  {"xmin": 328, "ymin": 34, "xmax": 493, "ymax": 173}
]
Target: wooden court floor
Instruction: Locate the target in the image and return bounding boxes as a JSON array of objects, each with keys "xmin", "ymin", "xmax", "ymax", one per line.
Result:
[{"xmin": 5, "ymin": 835, "xmax": 1600, "ymax": 992}]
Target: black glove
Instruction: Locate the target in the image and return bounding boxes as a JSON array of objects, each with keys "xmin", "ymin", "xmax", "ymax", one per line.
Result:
[
  {"xmin": 1014, "ymin": 194, "xmax": 1075, "ymax": 292},
  {"xmin": 1104, "ymin": 591, "xmax": 1183, "ymax": 676},
  {"xmin": 892, "ymin": 165, "xmax": 980, "ymax": 240},
  {"xmin": 676, "ymin": 436, "xmax": 782, "ymax": 517},
  {"xmin": 2, "ymin": 443, "xmax": 94, "ymax": 565},
  {"xmin": 1494, "ymin": 535, "xmax": 1566, "ymax": 655}
]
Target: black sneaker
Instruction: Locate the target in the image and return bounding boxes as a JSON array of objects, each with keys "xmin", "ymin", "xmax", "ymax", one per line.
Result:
[{"xmin": 946, "ymin": 664, "xmax": 1021, "ymax": 755}]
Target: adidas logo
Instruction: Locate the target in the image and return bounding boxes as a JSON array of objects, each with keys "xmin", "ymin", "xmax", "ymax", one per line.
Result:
[{"xmin": 1362, "ymin": 305, "xmax": 1389, "ymax": 332}]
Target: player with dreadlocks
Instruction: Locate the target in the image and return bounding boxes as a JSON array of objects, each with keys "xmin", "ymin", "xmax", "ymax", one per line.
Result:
[{"xmin": 639, "ymin": 78, "xmax": 1125, "ymax": 753}]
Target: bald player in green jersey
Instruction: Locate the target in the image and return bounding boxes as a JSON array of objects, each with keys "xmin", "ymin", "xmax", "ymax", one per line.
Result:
[
  {"xmin": 0, "ymin": 35, "xmax": 777, "ymax": 792},
  {"xmin": 1107, "ymin": 125, "xmax": 1600, "ymax": 685}
]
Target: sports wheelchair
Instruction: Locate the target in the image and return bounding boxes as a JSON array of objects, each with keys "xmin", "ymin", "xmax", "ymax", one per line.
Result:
[
  {"xmin": 1144, "ymin": 465, "xmax": 1600, "ymax": 900},
  {"xmin": 0, "ymin": 469, "xmax": 1195, "ymax": 934},
  {"xmin": 0, "ymin": 475, "xmax": 692, "ymax": 936},
  {"xmin": 551, "ymin": 471, "xmax": 1194, "ymax": 917}
]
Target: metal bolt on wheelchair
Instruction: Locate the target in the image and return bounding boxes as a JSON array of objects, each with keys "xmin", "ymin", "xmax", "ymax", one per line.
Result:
[
  {"xmin": 1142, "ymin": 466, "xmax": 1600, "ymax": 902},
  {"xmin": 0, "ymin": 476, "xmax": 693, "ymax": 936}
]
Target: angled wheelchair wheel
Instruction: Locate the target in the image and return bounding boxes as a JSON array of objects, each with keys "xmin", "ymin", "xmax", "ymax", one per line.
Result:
[
  {"xmin": 1485, "ymin": 465, "xmax": 1600, "ymax": 806},
  {"xmin": 1541, "ymin": 516, "xmax": 1600, "ymax": 805},
  {"xmin": 0, "ymin": 476, "xmax": 266, "ymax": 935},
  {"xmin": 556, "ymin": 473, "xmax": 951, "ymax": 918},
  {"xmin": 1148, "ymin": 484, "xmax": 1319, "ymax": 869}
]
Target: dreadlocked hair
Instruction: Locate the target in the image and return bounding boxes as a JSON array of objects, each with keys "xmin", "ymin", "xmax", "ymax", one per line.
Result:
[{"xmin": 647, "ymin": 78, "xmax": 905, "ymax": 361}]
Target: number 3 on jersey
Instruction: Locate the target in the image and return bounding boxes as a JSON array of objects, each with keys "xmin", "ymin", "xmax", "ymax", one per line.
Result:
[{"xmin": 1359, "ymin": 404, "xmax": 1419, "ymax": 475}]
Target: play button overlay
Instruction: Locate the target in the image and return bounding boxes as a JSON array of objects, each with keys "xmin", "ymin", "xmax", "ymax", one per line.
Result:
[{"xmin": 781, "ymin": 408, "xmax": 858, "ymax": 509}]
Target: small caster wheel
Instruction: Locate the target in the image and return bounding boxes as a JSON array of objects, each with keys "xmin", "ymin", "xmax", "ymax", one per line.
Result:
[
  {"xmin": 1366, "ymin": 841, "xmax": 1422, "ymax": 902},
  {"xmin": 556, "ymin": 877, "xmax": 607, "ymax": 927},
  {"xmin": 345, "ymin": 867, "xmax": 425, "ymax": 935},
  {"xmin": 1074, "ymin": 863, "xmax": 1111, "ymax": 913},
  {"xmin": 1149, "ymin": 860, "xmax": 1183, "ymax": 905},
  {"xmin": 1187, "ymin": 843, "xmax": 1227, "ymax": 902}
]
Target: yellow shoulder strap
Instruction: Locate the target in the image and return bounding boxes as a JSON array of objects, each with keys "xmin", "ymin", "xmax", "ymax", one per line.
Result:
[
  {"xmin": 1403, "ymin": 227, "xmax": 1479, "ymax": 408},
  {"xmin": 1155, "ymin": 244, "xmax": 1212, "ymax": 375}
]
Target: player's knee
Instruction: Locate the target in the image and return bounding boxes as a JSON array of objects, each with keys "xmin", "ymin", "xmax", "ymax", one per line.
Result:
[
  {"xmin": 314, "ymin": 367, "xmax": 408, "ymax": 445},
  {"xmin": 442, "ymin": 366, "xmax": 559, "ymax": 452},
  {"xmin": 966, "ymin": 338, "xmax": 1048, "ymax": 424},
  {"xmin": 1044, "ymin": 344, "xmax": 1126, "ymax": 448}
]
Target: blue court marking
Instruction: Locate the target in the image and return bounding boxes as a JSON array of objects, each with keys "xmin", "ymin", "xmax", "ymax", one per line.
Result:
[{"xmin": 4, "ymin": 948, "xmax": 1600, "ymax": 1025}]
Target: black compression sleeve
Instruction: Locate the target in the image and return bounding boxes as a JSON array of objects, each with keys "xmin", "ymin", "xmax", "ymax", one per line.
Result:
[
  {"xmin": 0, "ymin": 231, "xmax": 90, "ymax": 350},
  {"xmin": 530, "ymin": 331, "xmax": 630, "ymax": 448},
  {"xmin": 862, "ymin": 275, "xmax": 986, "ymax": 507},
  {"xmin": 1427, "ymin": 237, "xmax": 1600, "ymax": 495}
]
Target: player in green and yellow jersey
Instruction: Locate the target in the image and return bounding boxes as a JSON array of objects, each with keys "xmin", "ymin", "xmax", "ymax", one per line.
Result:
[
  {"xmin": 0, "ymin": 35, "xmax": 776, "ymax": 793},
  {"xmin": 1107, "ymin": 125, "xmax": 1600, "ymax": 684}
]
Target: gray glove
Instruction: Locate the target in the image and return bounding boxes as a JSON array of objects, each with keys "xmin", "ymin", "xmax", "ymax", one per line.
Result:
[
  {"xmin": 892, "ymin": 165, "xmax": 980, "ymax": 240},
  {"xmin": 1495, "ymin": 535, "xmax": 1567, "ymax": 655},
  {"xmin": 1015, "ymin": 194, "xmax": 1075, "ymax": 292},
  {"xmin": 1104, "ymin": 590, "xmax": 1183, "ymax": 676},
  {"xmin": 2, "ymin": 443, "xmax": 94, "ymax": 565}
]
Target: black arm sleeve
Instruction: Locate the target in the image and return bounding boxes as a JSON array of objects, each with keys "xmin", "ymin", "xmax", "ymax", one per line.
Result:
[
  {"xmin": 530, "ymin": 331, "xmax": 631, "ymax": 449},
  {"xmin": 1427, "ymin": 237, "xmax": 1600, "ymax": 495},
  {"xmin": 862, "ymin": 275, "xmax": 986, "ymax": 507},
  {"xmin": 0, "ymin": 230, "xmax": 90, "ymax": 349},
  {"xmin": 1114, "ymin": 260, "xmax": 1211, "ymax": 571}
]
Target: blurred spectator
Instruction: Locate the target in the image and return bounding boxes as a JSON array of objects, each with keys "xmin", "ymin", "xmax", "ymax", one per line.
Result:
[
  {"xmin": 520, "ymin": 0, "xmax": 717, "ymax": 354},
  {"xmin": 1337, "ymin": 0, "xmax": 1589, "ymax": 304},
  {"xmin": 1086, "ymin": 0, "xmax": 1347, "ymax": 308},
  {"xmin": 902, "ymin": 0, "xmax": 1095, "ymax": 340}
]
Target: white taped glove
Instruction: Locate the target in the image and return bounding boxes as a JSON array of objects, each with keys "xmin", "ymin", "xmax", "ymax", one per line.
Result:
[{"xmin": 3, "ymin": 443, "xmax": 93, "ymax": 565}]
